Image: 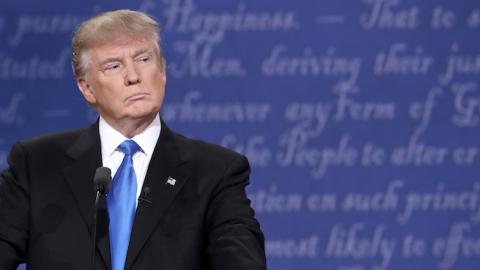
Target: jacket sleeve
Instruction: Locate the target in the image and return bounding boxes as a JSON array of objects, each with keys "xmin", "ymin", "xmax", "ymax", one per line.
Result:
[
  {"xmin": 205, "ymin": 154, "xmax": 266, "ymax": 270},
  {"xmin": 0, "ymin": 142, "xmax": 30, "ymax": 269}
]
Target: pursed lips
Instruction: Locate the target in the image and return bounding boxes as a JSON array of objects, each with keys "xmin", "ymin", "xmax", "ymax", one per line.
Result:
[{"xmin": 125, "ymin": 92, "xmax": 150, "ymax": 102}]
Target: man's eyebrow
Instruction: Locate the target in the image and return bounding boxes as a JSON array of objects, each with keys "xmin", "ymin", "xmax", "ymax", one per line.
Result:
[
  {"xmin": 133, "ymin": 48, "xmax": 152, "ymax": 57},
  {"xmin": 97, "ymin": 48, "xmax": 153, "ymax": 67},
  {"xmin": 99, "ymin": 57, "xmax": 122, "ymax": 67}
]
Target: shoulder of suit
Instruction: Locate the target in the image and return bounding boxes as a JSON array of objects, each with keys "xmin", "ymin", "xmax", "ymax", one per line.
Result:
[{"xmin": 15, "ymin": 128, "xmax": 87, "ymax": 154}]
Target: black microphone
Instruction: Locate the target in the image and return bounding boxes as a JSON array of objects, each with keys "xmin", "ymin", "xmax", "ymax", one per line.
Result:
[
  {"xmin": 94, "ymin": 167, "xmax": 112, "ymax": 195},
  {"xmin": 138, "ymin": 186, "xmax": 152, "ymax": 204},
  {"xmin": 91, "ymin": 167, "xmax": 111, "ymax": 270}
]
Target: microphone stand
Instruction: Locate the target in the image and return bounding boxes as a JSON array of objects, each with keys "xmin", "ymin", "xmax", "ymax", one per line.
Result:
[
  {"xmin": 91, "ymin": 188, "xmax": 102, "ymax": 270},
  {"xmin": 91, "ymin": 167, "xmax": 111, "ymax": 270}
]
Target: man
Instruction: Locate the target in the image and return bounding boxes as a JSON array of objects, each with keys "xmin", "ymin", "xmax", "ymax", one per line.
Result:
[{"xmin": 0, "ymin": 10, "xmax": 266, "ymax": 270}]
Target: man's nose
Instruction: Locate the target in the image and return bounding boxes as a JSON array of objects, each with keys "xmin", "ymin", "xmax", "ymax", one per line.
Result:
[{"xmin": 124, "ymin": 62, "xmax": 141, "ymax": 86}]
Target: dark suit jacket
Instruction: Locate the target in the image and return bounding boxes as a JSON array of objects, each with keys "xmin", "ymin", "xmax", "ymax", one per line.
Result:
[{"xmin": 0, "ymin": 120, "xmax": 266, "ymax": 270}]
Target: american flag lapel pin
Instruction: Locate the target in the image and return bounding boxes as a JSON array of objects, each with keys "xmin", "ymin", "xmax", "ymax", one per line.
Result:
[{"xmin": 166, "ymin": 176, "xmax": 176, "ymax": 186}]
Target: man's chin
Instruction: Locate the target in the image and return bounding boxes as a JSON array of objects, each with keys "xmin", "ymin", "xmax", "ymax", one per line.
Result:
[{"xmin": 124, "ymin": 110, "xmax": 158, "ymax": 121}]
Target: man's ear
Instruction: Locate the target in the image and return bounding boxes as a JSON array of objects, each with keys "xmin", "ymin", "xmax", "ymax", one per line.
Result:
[
  {"xmin": 161, "ymin": 57, "xmax": 167, "ymax": 83},
  {"xmin": 77, "ymin": 77, "xmax": 97, "ymax": 104}
]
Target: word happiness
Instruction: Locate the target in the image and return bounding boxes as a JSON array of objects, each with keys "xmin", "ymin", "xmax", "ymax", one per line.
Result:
[{"xmin": 161, "ymin": 0, "xmax": 299, "ymax": 43}]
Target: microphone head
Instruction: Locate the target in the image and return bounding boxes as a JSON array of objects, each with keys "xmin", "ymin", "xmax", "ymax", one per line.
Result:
[{"xmin": 94, "ymin": 167, "xmax": 112, "ymax": 195}]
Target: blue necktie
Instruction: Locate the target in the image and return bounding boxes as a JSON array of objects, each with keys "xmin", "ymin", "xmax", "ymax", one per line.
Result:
[{"xmin": 107, "ymin": 140, "xmax": 140, "ymax": 270}]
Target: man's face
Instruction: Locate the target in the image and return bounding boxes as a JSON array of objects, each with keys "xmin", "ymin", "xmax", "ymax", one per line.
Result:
[{"xmin": 77, "ymin": 38, "xmax": 166, "ymax": 128}]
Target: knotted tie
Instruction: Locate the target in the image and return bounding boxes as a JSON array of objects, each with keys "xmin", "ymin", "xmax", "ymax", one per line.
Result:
[{"xmin": 107, "ymin": 140, "xmax": 140, "ymax": 270}]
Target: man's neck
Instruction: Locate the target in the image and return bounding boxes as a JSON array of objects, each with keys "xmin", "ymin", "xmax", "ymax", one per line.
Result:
[{"xmin": 103, "ymin": 114, "xmax": 157, "ymax": 138}]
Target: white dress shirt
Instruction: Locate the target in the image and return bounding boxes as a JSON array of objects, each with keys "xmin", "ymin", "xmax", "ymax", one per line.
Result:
[{"xmin": 99, "ymin": 114, "xmax": 161, "ymax": 207}]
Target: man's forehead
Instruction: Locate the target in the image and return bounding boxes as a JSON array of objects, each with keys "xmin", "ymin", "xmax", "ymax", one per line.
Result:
[
  {"xmin": 92, "ymin": 35, "xmax": 154, "ymax": 50},
  {"xmin": 89, "ymin": 39, "xmax": 155, "ymax": 60}
]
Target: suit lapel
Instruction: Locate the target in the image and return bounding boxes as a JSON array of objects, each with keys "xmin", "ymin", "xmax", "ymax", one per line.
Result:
[
  {"xmin": 61, "ymin": 121, "xmax": 111, "ymax": 268},
  {"xmin": 125, "ymin": 122, "xmax": 189, "ymax": 269}
]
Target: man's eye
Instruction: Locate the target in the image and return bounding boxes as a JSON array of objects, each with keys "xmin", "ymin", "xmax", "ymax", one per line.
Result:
[
  {"xmin": 106, "ymin": 64, "xmax": 120, "ymax": 70},
  {"xmin": 139, "ymin": 57, "xmax": 149, "ymax": 62}
]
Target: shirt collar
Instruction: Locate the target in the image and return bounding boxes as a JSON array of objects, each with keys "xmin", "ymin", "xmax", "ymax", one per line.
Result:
[{"xmin": 99, "ymin": 114, "xmax": 161, "ymax": 158}]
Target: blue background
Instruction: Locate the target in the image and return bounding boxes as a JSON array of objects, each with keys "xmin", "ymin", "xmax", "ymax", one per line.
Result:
[{"xmin": 1, "ymin": 0, "xmax": 480, "ymax": 269}]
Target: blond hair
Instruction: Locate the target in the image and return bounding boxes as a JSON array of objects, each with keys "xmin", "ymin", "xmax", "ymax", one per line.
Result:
[{"xmin": 71, "ymin": 9, "xmax": 162, "ymax": 78}]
